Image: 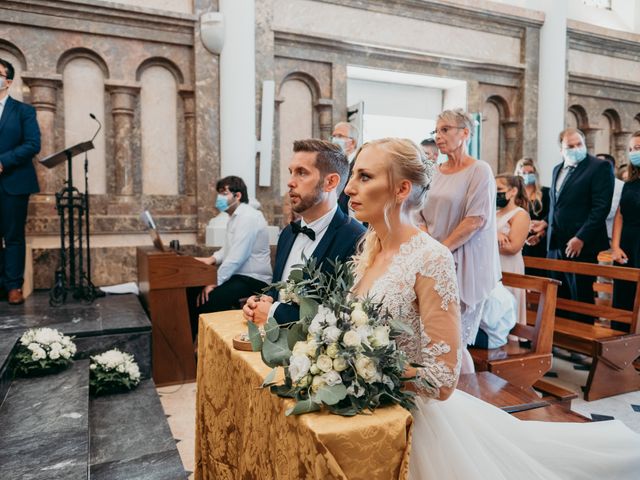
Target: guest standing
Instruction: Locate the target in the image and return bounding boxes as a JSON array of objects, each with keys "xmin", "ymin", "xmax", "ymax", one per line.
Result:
[
  {"xmin": 514, "ymin": 158, "xmax": 550, "ymax": 273},
  {"xmin": 597, "ymin": 153, "xmax": 625, "ymax": 244},
  {"xmin": 611, "ymin": 131, "xmax": 640, "ymax": 331},
  {"xmin": 419, "ymin": 109, "xmax": 500, "ymax": 372},
  {"xmin": 495, "ymin": 174, "xmax": 531, "ymax": 326},
  {"xmin": 542, "ymin": 128, "xmax": 614, "ymax": 323},
  {"xmin": 0, "ymin": 58, "xmax": 41, "ymax": 305},
  {"xmin": 332, "ymin": 121, "xmax": 360, "ymax": 215}
]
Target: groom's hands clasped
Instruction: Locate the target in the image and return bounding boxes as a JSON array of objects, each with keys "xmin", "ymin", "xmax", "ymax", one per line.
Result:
[{"xmin": 242, "ymin": 294, "xmax": 274, "ymax": 326}]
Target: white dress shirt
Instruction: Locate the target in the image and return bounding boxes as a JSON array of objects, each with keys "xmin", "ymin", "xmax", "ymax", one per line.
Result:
[
  {"xmin": 268, "ymin": 205, "xmax": 338, "ymax": 317},
  {"xmin": 0, "ymin": 95, "xmax": 7, "ymax": 121},
  {"xmin": 554, "ymin": 161, "xmax": 576, "ymax": 195},
  {"xmin": 606, "ymin": 178, "xmax": 624, "ymax": 240},
  {"xmin": 213, "ymin": 202, "xmax": 272, "ymax": 285}
]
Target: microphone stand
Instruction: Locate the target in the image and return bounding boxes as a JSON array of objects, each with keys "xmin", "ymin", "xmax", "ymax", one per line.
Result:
[{"xmin": 84, "ymin": 114, "xmax": 104, "ymax": 301}]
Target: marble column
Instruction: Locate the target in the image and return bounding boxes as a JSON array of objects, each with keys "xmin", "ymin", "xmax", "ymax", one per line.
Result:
[
  {"xmin": 583, "ymin": 127, "xmax": 600, "ymax": 154},
  {"xmin": 24, "ymin": 77, "xmax": 62, "ymax": 193},
  {"xmin": 180, "ymin": 91, "xmax": 196, "ymax": 196},
  {"xmin": 613, "ymin": 131, "xmax": 632, "ymax": 168},
  {"xmin": 109, "ymin": 86, "xmax": 139, "ymax": 196},
  {"xmin": 502, "ymin": 120, "xmax": 520, "ymax": 173},
  {"xmin": 315, "ymin": 99, "xmax": 333, "ymax": 140}
]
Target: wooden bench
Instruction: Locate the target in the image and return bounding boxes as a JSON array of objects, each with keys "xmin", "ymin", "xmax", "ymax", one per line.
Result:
[
  {"xmin": 469, "ymin": 273, "xmax": 560, "ymax": 390},
  {"xmin": 524, "ymin": 256, "xmax": 640, "ymax": 401}
]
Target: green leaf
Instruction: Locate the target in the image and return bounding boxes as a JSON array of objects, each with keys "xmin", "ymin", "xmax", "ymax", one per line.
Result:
[
  {"xmin": 261, "ymin": 334, "xmax": 291, "ymax": 368},
  {"xmin": 288, "ymin": 268, "xmax": 304, "ymax": 282},
  {"xmin": 247, "ymin": 321, "xmax": 263, "ymax": 352},
  {"xmin": 286, "ymin": 398, "xmax": 320, "ymax": 416},
  {"xmin": 299, "ymin": 297, "xmax": 319, "ymax": 321},
  {"xmin": 265, "ymin": 316, "xmax": 280, "ymax": 342},
  {"xmin": 287, "ymin": 323, "xmax": 306, "ymax": 350},
  {"xmin": 388, "ymin": 318, "xmax": 414, "ymax": 336},
  {"xmin": 314, "ymin": 384, "xmax": 348, "ymax": 406},
  {"xmin": 261, "ymin": 367, "xmax": 278, "ymax": 388}
]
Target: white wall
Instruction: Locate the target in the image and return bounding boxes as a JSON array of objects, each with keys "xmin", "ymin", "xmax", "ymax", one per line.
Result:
[{"xmin": 109, "ymin": 0, "xmax": 192, "ymax": 14}]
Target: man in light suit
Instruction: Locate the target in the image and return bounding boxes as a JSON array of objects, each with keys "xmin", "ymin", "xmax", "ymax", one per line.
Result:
[
  {"xmin": 541, "ymin": 127, "xmax": 613, "ymax": 323},
  {"xmin": 243, "ymin": 139, "xmax": 366, "ymax": 325},
  {"xmin": 0, "ymin": 58, "xmax": 41, "ymax": 305}
]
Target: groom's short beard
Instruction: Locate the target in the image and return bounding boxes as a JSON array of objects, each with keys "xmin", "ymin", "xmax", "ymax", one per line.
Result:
[{"xmin": 291, "ymin": 179, "xmax": 324, "ymax": 214}]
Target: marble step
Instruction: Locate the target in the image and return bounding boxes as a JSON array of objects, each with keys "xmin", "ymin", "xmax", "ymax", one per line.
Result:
[
  {"xmin": 0, "ymin": 359, "xmax": 90, "ymax": 480},
  {"xmin": 89, "ymin": 379, "xmax": 188, "ymax": 480}
]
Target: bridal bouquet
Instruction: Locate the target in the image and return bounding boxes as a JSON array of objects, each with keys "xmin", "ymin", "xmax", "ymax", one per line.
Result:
[
  {"xmin": 90, "ymin": 348, "xmax": 141, "ymax": 396},
  {"xmin": 14, "ymin": 328, "xmax": 77, "ymax": 376},
  {"xmin": 249, "ymin": 258, "xmax": 424, "ymax": 416}
]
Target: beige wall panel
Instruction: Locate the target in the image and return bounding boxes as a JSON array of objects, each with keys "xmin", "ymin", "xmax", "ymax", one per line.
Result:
[
  {"xmin": 273, "ymin": 0, "xmax": 522, "ymax": 66},
  {"xmin": 569, "ymin": 50, "xmax": 640, "ymax": 83}
]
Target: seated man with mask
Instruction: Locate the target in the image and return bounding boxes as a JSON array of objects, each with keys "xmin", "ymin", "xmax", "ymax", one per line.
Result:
[{"xmin": 191, "ymin": 176, "xmax": 272, "ymax": 335}]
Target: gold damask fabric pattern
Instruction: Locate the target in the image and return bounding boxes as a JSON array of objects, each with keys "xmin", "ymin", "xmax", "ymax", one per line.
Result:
[{"xmin": 195, "ymin": 311, "xmax": 413, "ymax": 480}]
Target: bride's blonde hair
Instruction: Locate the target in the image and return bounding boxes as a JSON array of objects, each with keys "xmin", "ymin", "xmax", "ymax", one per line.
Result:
[{"xmin": 352, "ymin": 138, "xmax": 434, "ymax": 278}]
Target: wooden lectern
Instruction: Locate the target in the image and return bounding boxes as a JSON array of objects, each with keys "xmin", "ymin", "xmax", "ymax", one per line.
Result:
[{"xmin": 137, "ymin": 246, "xmax": 216, "ymax": 386}]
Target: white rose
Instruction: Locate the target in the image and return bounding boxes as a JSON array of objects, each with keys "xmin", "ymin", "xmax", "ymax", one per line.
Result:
[
  {"xmin": 322, "ymin": 326, "xmax": 342, "ymax": 344},
  {"xmin": 370, "ymin": 325, "xmax": 390, "ymax": 348},
  {"xmin": 49, "ymin": 342, "xmax": 62, "ymax": 352},
  {"xmin": 27, "ymin": 343, "xmax": 40, "ymax": 352},
  {"xmin": 355, "ymin": 325, "xmax": 372, "ymax": 348},
  {"xmin": 343, "ymin": 330, "xmax": 361, "ymax": 349},
  {"xmin": 305, "ymin": 340, "xmax": 319, "ymax": 358},
  {"xmin": 316, "ymin": 354, "xmax": 333, "ymax": 373},
  {"xmin": 292, "ymin": 341, "xmax": 308, "ymax": 357},
  {"xmin": 289, "ymin": 354, "xmax": 311, "ymax": 383},
  {"xmin": 333, "ymin": 356, "xmax": 348, "ymax": 372},
  {"xmin": 355, "ymin": 355, "xmax": 380, "ymax": 384},
  {"xmin": 310, "ymin": 364, "xmax": 321, "ymax": 375},
  {"xmin": 296, "ymin": 374, "xmax": 312, "ymax": 388},
  {"xmin": 49, "ymin": 350, "xmax": 60, "ymax": 360},
  {"xmin": 325, "ymin": 343, "xmax": 340, "ymax": 359},
  {"xmin": 308, "ymin": 317, "xmax": 323, "ymax": 336},
  {"xmin": 311, "ymin": 375, "xmax": 327, "ymax": 392},
  {"xmin": 31, "ymin": 346, "xmax": 46, "ymax": 361},
  {"xmin": 351, "ymin": 304, "xmax": 369, "ymax": 327},
  {"xmin": 117, "ymin": 364, "xmax": 125, "ymax": 373},
  {"xmin": 322, "ymin": 370, "xmax": 343, "ymax": 386},
  {"xmin": 324, "ymin": 309, "xmax": 338, "ymax": 327},
  {"xmin": 90, "ymin": 364, "xmax": 96, "ymax": 370},
  {"xmin": 60, "ymin": 349, "xmax": 71, "ymax": 359}
]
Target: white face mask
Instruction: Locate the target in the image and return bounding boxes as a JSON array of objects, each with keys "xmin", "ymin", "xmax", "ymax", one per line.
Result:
[{"xmin": 0, "ymin": 77, "xmax": 7, "ymax": 90}]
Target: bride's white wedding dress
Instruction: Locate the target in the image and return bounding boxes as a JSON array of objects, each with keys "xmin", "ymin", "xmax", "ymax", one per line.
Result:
[{"xmin": 363, "ymin": 232, "xmax": 640, "ymax": 480}]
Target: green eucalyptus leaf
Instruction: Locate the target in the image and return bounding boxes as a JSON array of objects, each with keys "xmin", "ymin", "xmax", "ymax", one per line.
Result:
[
  {"xmin": 261, "ymin": 367, "xmax": 278, "ymax": 388},
  {"xmin": 288, "ymin": 268, "xmax": 304, "ymax": 282},
  {"xmin": 262, "ymin": 334, "xmax": 291, "ymax": 368},
  {"xmin": 247, "ymin": 321, "xmax": 263, "ymax": 352},
  {"xmin": 265, "ymin": 316, "xmax": 280, "ymax": 342},
  {"xmin": 314, "ymin": 384, "xmax": 348, "ymax": 406},
  {"xmin": 285, "ymin": 398, "xmax": 320, "ymax": 416},
  {"xmin": 299, "ymin": 297, "xmax": 319, "ymax": 321},
  {"xmin": 388, "ymin": 318, "xmax": 414, "ymax": 336},
  {"xmin": 287, "ymin": 323, "xmax": 306, "ymax": 350}
]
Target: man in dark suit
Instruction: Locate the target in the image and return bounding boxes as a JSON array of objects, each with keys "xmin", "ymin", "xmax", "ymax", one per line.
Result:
[
  {"xmin": 243, "ymin": 139, "xmax": 365, "ymax": 325},
  {"xmin": 542, "ymin": 127, "xmax": 613, "ymax": 323},
  {"xmin": 0, "ymin": 58, "xmax": 41, "ymax": 305},
  {"xmin": 332, "ymin": 122, "xmax": 359, "ymax": 215}
]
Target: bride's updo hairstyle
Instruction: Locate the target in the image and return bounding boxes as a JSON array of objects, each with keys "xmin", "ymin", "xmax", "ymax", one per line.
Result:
[{"xmin": 353, "ymin": 138, "xmax": 434, "ymax": 277}]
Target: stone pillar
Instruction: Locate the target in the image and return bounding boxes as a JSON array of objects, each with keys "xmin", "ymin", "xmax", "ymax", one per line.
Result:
[
  {"xmin": 25, "ymin": 77, "xmax": 62, "ymax": 193},
  {"xmin": 527, "ymin": 0, "xmax": 568, "ymax": 186},
  {"xmin": 583, "ymin": 127, "xmax": 600, "ymax": 154},
  {"xmin": 315, "ymin": 99, "xmax": 333, "ymax": 140},
  {"xmin": 502, "ymin": 120, "xmax": 520, "ymax": 173},
  {"xmin": 181, "ymin": 90, "xmax": 196, "ymax": 195},
  {"xmin": 613, "ymin": 131, "xmax": 632, "ymax": 168},
  {"xmin": 108, "ymin": 86, "xmax": 139, "ymax": 196}
]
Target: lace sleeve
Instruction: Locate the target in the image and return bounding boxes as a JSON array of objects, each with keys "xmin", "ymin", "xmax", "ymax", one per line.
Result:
[{"xmin": 412, "ymin": 263, "xmax": 462, "ymax": 401}]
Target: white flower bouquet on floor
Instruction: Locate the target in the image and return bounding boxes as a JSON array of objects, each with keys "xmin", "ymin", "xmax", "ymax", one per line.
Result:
[
  {"xmin": 90, "ymin": 348, "xmax": 141, "ymax": 396},
  {"xmin": 14, "ymin": 328, "xmax": 77, "ymax": 376},
  {"xmin": 249, "ymin": 258, "xmax": 430, "ymax": 417}
]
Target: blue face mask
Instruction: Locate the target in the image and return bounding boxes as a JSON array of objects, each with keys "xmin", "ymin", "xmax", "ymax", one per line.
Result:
[
  {"xmin": 563, "ymin": 146, "xmax": 587, "ymax": 165},
  {"xmin": 521, "ymin": 173, "xmax": 536, "ymax": 185},
  {"xmin": 216, "ymin": 194, "xmax": 231, "ymax": 212},
  {"xmin": 629, "ymin": 150, "xmax": 640, "ymax": 167},
  {"xmin": 331, "ymin": 136, "xmax": 348, "ymax": 153}
]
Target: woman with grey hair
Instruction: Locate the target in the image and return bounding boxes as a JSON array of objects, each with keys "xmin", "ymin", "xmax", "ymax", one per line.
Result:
[{"xmin": 419, "ymin": 109, "xmax": 500, "ymax": 373}]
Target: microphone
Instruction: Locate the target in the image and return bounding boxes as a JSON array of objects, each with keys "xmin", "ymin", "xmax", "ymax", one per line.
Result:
[{"xmin": 89, "ymin": 113, "xmax": 102, "ymax": 143}]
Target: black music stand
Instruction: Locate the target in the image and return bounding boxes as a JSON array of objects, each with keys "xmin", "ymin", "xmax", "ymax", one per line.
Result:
[{"xmin": 40, "ymin": 141, "xmax": 102, "ymax": 305}]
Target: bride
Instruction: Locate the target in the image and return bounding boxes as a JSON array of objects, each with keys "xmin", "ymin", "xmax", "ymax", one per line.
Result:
[{"xmin": 345, "ymin": 137, "xmax": 640, "ymax": 479}]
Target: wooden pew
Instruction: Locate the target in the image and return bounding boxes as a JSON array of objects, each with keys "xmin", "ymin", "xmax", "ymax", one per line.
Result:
[
  {"xmin": 469, "ymin": 273, "xmax": 560, "ymax": 390},
  {"xmin": 524, "ymin": 256, "xmax": 640, "ymax": 401}
]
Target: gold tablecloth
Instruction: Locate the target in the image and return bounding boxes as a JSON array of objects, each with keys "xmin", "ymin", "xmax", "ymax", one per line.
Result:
[{"xmin": 195, "ymin": 311, "xmax": 413, "ymax": 480}]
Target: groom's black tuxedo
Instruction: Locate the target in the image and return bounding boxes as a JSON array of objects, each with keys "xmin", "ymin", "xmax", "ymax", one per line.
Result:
[{"xmin": 269, "ymin": 207, "xmax": 365, "ymax": 324}]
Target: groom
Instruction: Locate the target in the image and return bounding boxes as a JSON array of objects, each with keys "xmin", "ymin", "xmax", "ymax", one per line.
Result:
[{"xmin": 243, "ymin": 139, "xmax": 365, "ymax": 325}]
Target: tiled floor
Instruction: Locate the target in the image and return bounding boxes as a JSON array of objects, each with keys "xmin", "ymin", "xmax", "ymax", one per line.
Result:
[
  {"xmin": 157, "ymin": 355, "xmax": 640, "ymax": 478},
  {"xmin": 157, "ymin": 382, "xmax": 197, "ymax": 480}
]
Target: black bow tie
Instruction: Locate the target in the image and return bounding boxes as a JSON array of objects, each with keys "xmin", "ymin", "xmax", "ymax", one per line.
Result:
[{"xmin": 290, "ymin": 222, "xmax": 316, "ymax": 241}]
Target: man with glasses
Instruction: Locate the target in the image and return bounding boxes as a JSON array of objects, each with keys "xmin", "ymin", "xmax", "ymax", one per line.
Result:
[
  {"xmin": 331, "ymin": 122, "xmax": 359, "ymax": 215},
  {"xmin": 0, "ymin": 58, "xmax": 41, "ymax": 305}
]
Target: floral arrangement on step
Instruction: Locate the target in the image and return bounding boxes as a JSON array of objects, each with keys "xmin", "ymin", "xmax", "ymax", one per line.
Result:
[
  {"xmin": 14, "ymin": 328, "xmax": 77, "ymax": 377},
  {"xmin": 249, "ymin": 258, "xmax": 431, "ymax": 417},
  {"xmin": 89, "ymin": 348, "xmax": 141, "ymax": 396}
]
